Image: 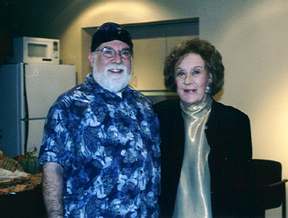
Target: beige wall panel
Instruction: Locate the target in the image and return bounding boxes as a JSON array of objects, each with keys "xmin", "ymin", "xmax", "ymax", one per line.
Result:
[{"xmin": 130, "ymin": 37, "xmax": 166, "ymax": 90}]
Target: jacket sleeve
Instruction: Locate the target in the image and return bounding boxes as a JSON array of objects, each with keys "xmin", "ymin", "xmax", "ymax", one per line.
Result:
[{"xmin": 206, "ymin": 102, "xmax": 253, "ymax": 217}]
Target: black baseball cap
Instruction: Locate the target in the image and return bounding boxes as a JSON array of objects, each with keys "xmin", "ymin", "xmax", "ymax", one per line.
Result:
[{"xmin": 91, "ymin": 22, "xmax": 133, "ymax": 52}]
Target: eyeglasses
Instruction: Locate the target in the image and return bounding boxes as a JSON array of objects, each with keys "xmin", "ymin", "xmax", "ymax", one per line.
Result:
[{"xmin": 95, "ymin": 47, "xmax": 132, "ymax": 59}]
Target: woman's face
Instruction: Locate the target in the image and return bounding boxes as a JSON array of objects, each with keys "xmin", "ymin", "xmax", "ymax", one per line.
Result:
[{"xmin": 175, "ymin": 53, "xmax": 212, "ymax": 107}]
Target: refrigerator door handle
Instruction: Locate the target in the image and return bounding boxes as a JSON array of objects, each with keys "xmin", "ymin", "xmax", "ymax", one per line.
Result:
[{"xmin": 23, "ymin": 64, "xmax": 29, "ymax": 155}]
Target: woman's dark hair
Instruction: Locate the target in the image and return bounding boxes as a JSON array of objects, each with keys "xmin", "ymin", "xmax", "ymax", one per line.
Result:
[{"xmin": 164, "ymin": 38, "xmax": 224, "ymax": 96}]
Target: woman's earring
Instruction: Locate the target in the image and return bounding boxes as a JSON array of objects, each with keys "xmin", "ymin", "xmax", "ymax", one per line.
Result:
[
  {"xmin": 206, "ymin": 74, "xmax": 212, "ymax": 94},
  {"xmin": 205, "ymin": 86, "xmax": 211, "ymax": 94}
]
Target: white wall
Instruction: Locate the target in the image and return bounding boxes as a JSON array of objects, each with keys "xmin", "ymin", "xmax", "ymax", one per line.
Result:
[{"xmin": 42, "ymin": 0, "xmax": 288, "ymax": 217}]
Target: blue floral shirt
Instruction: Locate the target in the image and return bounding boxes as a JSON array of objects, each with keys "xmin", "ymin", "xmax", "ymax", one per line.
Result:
[{"xmin": 38, "ymin": 74, "xmax": 161, "ymax": 218}]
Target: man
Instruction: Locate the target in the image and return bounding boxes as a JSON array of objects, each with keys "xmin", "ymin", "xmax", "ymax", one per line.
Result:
[{"xmin": 38, "ymin": 22, "xmax": 161, "ymax": 218}]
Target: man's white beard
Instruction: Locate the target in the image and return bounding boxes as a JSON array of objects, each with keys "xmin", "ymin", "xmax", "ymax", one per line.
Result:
[{"xmin": 93, "ymin": 64, "xmax": 132, "ymax": 93}]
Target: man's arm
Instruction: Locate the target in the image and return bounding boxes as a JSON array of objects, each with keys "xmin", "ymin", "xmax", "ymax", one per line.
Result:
[{"xmin": 42, "ymin": 162, "xmax": 64, "ymax": 218}]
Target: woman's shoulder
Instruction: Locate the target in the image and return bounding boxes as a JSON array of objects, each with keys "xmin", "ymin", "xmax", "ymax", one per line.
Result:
[
  {"xmin": 211, "ymin": 100, "xmax": 250, "ymax": 121},
  {"xmin": 153, "ymin": 99, "xmax": 181, "ymax": 109},
  {"xmin": 153, "ymin": 99, "xmax": 181, "ymax": 113}
]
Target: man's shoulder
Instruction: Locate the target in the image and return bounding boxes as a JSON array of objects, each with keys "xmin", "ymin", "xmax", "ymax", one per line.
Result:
[
  {"xmin": 125, "ymin": 86, "xmax": 153, "ymax": 104},
  {"xmin": 51, "ymin": 83, "xmax": 92, "ymax": 108}
]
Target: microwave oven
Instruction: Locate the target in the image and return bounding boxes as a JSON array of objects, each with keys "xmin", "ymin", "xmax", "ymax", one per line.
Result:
[{"xmin": 8, "ymin": 36, "xmax": 60, "ymax": 64}]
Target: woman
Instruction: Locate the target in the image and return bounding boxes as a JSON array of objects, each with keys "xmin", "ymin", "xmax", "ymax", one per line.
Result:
[{"xmin": 154, "ymin": 38, "xmax": 254, "ymax": 218}]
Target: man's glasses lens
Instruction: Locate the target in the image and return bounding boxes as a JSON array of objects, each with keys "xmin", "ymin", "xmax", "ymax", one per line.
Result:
[{"xmin": 98, "ymin": 47, "xmax": 132, "ymax": 59}]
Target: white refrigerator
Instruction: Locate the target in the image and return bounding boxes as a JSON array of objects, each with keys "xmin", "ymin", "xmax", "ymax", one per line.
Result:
[{"xmin": 0, "ymin": 63, "xmax": 77, "ymax": 158}]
